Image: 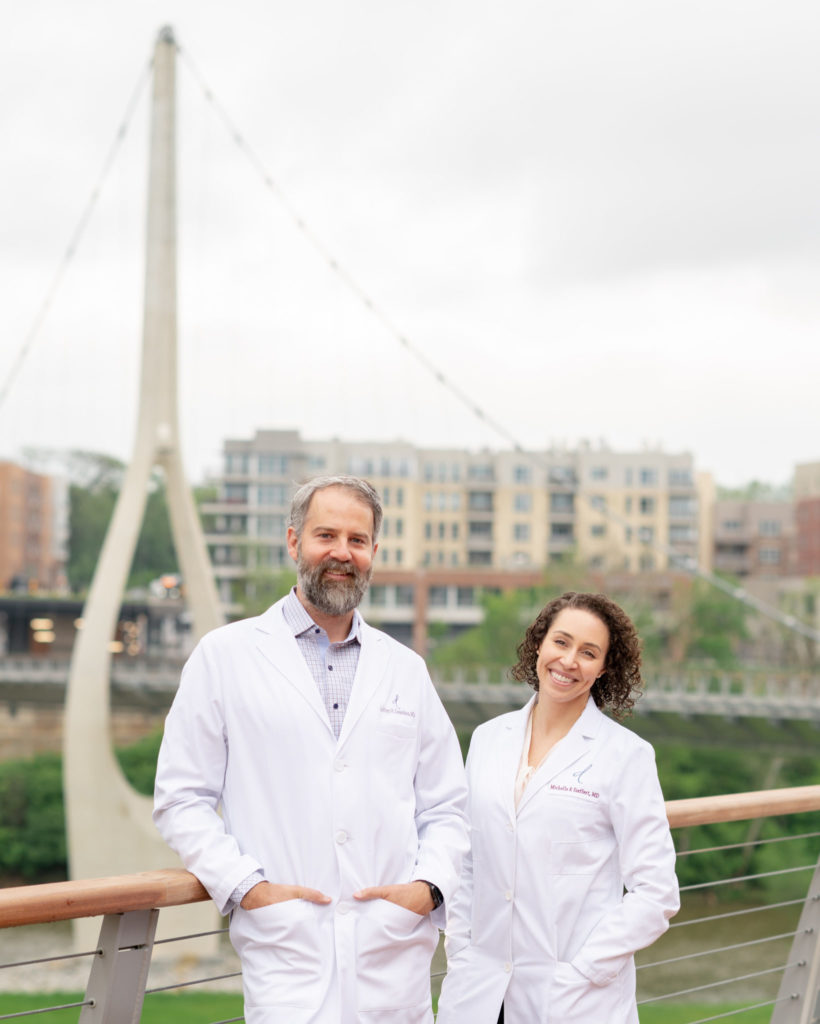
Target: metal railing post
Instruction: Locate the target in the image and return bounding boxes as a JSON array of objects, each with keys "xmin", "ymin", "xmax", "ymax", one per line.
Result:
[
  {"xmin": 771, "ymin": 854, "xmax": 820, "ymax": 1024},
  {"xmin": 79, "ymin": 909, "xmax": 159, "ymax": 1023}
]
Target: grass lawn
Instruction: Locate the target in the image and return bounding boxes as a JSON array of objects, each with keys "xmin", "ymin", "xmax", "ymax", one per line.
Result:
[
  {"xmin": 0, "ymin": 994, "xmax": 775, "ymax": 1023},
  {"xmin": 0, "ymin": 991, "xmax": 244, "ymax": 1022}
]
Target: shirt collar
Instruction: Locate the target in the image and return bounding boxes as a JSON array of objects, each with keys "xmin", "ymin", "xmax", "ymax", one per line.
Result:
[{"xmin": 282, "ymin": 586, "xmax": 363, "ymax": 645}]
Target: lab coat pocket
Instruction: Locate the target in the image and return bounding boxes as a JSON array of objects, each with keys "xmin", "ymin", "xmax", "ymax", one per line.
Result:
[
  {"xmin": 550, "ymin": 960, "xmax": 628, "ymax": 1023},
  {"xmin": 230, "ymin": 899, "xmax": 323, "ymax": 1009},
  {"xmin": 356, "ymin": 898, "xmax": 438, "ymax": 1013}
]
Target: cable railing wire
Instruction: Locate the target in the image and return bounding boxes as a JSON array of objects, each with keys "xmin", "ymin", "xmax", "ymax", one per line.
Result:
[
  {"xmin": 679, "ymin": 862, "xmax": 816, "ymax": 892},
  {"xmin": 0, "ymin": 58, "xmax": 151, "ymax": 416},
  {"xmin": 637, "ymin": 929, "xmax": 799, "ymax": 970},
  {"xmin": 678, "ymin": 830, "xmax": 820, "ymax": 857},
  {"xmin": 639, "ymin": 961, "xmax": 800, "ymax": 1004},
  {"xmin": 0, "ymin": 1002, "xmax": 93, "ymax": 1021}
]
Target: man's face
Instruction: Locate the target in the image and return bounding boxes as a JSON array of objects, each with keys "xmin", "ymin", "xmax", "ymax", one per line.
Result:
[{"xmin": 287, "ymin": 486, "xmax": 377, "ymax": 617}]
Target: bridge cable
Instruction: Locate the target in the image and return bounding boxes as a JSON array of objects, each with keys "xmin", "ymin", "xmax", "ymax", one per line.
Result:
[
  {"xmin": 0, "ymin": 58, "xmax": 152, "ymax": 416},
  {"xmin": 177, "ymin": 43, "xmax": 820, "ymax": 647}
]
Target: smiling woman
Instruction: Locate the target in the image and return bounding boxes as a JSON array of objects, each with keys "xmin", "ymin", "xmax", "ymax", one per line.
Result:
[{"xmin": 437, "ymin": 591, "xmax": 679, "ymax": 1024}]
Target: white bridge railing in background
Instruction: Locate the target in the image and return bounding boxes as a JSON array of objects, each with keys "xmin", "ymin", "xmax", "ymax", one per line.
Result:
[
  {"xmin": 4, "ymin": 658, "xmax": 820, "ymax": 720},
  {"xmin": 0, "ymin": 786, "xmax": 819, "ymax": 1023}
]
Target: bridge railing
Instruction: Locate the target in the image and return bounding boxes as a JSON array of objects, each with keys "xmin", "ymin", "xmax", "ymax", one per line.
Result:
[{"xmin": 0, "ymin": 785, "xmax": 819, "ymax": 1023}]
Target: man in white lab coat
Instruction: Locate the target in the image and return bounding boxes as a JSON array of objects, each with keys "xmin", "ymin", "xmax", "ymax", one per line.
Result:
[{"xmin": 154, "ymin": 476, "xmax": 469, "ymax": 1024}]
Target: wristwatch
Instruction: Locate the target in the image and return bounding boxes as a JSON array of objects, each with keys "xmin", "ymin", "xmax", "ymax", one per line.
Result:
[{"xmin": 418, "ymin": 879, "xmax": 444, "ymax": 909}]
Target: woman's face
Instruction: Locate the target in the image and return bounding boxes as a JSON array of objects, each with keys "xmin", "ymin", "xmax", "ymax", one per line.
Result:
[{"xmin": 535, "ymin": 607, "xmax": 609, "ymax": 708}]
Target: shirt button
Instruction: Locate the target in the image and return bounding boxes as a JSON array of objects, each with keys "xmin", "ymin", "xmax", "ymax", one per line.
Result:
[
  {"xmin": 504, "ymin": 962, "xmax": 512, "ymax": 973},
  {"xmin": 334, "ymin": 761, "xmax": 346, "ymax": 773},
  {"xmin": 335, "ymin": 830, "xmax": 348, "ymax": 844},
  {"xmin": 328, "ymin": 665, "xmax": 334, "ymax": 671},
  {"xmin": 505, "ymin": 890, "xmax": 513, "ymax": 901},
  {"xmin": 336, "ymin": 901, "xmax": 350, "ymax": 915},
  {"xmin": 506, "ymin": 822, "xmax": 514, "ymax": 832}
]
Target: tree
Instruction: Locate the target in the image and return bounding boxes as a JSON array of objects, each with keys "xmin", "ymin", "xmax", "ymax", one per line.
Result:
[
  {"xmin": 64, "ymin": 451, "xmax": 210, "ymax": 593},
  {"xmin": 683, "ymin": 578, "xmax": 749, "ymax": 668}
]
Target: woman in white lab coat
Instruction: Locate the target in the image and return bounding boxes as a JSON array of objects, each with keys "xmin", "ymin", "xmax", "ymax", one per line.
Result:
[{"xmin": 437, "ymin": 592, "xmax": 679, "ymax": 1024}]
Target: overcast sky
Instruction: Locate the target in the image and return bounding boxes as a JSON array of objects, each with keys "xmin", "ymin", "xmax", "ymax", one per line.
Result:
[{"xmin": 2, "ymin": 0, "xmax": 819, "ymax": 488}]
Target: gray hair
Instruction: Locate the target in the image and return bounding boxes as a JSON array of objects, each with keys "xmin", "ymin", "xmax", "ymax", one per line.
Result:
[{"xmin": 288, "ymin": 475, "xmax": 383, "ymax": 544}]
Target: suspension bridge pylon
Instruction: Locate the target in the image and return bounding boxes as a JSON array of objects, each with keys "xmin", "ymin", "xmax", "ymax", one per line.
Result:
[{"xmin": 63, "ymin": 26, "xmax": 223, "ymax": 952}]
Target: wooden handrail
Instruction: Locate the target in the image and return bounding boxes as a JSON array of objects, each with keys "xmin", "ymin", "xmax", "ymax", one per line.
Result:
[
  {"xmin": 0, "ymin": 868, "xmax": 207, "ymax": 929},
  {"xmin": 666, "ymin": 784, "xmax": 820, "ymax": 828},
  {"xmin": 1, "ymin": 785, "xmax": 819, "ymax": 929}
]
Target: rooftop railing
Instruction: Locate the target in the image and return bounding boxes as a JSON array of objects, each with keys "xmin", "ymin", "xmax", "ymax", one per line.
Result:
[{"xmin": 0, "ymin": 785, "xmax": 819, "ymax": 1023}]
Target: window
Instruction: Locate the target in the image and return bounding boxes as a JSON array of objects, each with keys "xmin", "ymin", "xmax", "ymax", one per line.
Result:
[
  {"xmin": 438, "ymin": 522, "xmax": 446, "ymax": 539},
  {"xmin": 424, "ymin": 522, "xmax": 432, "ymax": 540},
  {"xmin": 429, "ymin": 586, "xmax": 448, "ymax": 607},
  {"xmin": 382, "ymin": 486, "xmax": 390, "ymax": 506},
  {"xmin": 424, "ymin": 492, "xmax": 433, "ymax": 511},
  {"xmin": 395, "ymin": 549, "xmax": 403, "ymax": 565},
  {"xmin": 514, "ymin": 492, "xmax": 532, "ymax": 513},
  {"xmin": 722, "ymin": 519, "xmax": 742, "ymax": 532},
  {"xmin": 423, "ymin": 463, "xmax": 435, "ymax": 482},
  {"xmin": 257, "ymin": 515, "xmax": 284, "ymax": 537},
  {"xmin": 438, "ymin": 492, "xmax": 448, "ymax": 511},
  {"xmin": 225, "ymin": 453, "xmax": 249, "ymax": 475},
  {"xmin": 640, "ymin": 497, "xmax": 655, "ymax": 515},
  {"xmin": 669, "ymin": 468, "xmax": 693, "ymax": 486},
  {"xmin": 638, "ymin": 526, "xmax": 654, "ymax": 543},
  {"xmin": 759, "ymin": 520, "xmax": 782, "ymax": 537},
  {"xmin": 513, "ymin": 464, "xmax": 531, "ymax": 484},
  {"xmin": 590, "ymin": 466, "xmax": 608, "ymax": 481},
  {"xmin": 468, "ymin": 550, "xmax": 492, "ymax": 566},
  {"xmin": 450, "ymin": 492, "xmax": 461, "ymax": 511},
  {"xmin": 550, "ymin": 523, "xmax": 573, "ymax": 540},
  {"xmin": 590, "ymin": 524, "xmax": 606, "ymax": 537},
  {"xmin": 258, "ymin": 454, "xmax": 288, "ymax": 475},
  {"xmin": 513, "ymin": 523, "xmax": 530, "ymax": 542},
  {"xmin": 670, "ymin": 496, "xmax": 696, "ymax": 518},
  {"xmin": 451, "ymin": 523, "xmax": 459, "ymax": 540},
  {"xmin": 396, "ymin": 487, "xmax": 404, "ymax": 506},
  {"xmin": 640, "ymin": 468, "xmax": 658, "ymax": 486},
  {"xmin": 382, "ymin": 519, "xmax": 390, "ymax": 538},
  {"xmin": 395, "ymin": 518, "xmax": 404, "ymax": 537},
  {"xmin": 550, "ymin": 492, "xmax": 574, "ymax": 514},
  {"xmin": 759, "ymin": 548, "xmax": 781, "ymax": 564},
  {"xmin": 395, "ymin": 585, "xmax": 414, "ymax": 606},
  {"xmin": 369, "ymin": 585, "xmax": 387, "ymax": 606},
  {"xmin": 639, "ymin": 553, "xmax": 655, "ymax": 571},
  {"xmin": 589, "ymin": 495, "xmax": 606, "ymax": 510},
  {"xmin": 225, "ymin": 483, "xmax": 248, "ymax": 503},
  {"xmin": 468, "ymin": 491, "xmax": 493, "ymax": 512},
  {"xmin": 468, "ymin": 464, "xmax": 494, "ymax": 482},
  {"xmin": 456, "ymin": 587, "xmax": 475, "ymax": 606},
  {"xmin": 669, "ymin": 524, "xmax": 696, "ymax": 543},
  {"xmin": 258, "ymin": 484, "xmax": 287, "ymax": 507},
  {"xmin": 469, "ymin": 521, "xmax": 493, "ymax": 539}
]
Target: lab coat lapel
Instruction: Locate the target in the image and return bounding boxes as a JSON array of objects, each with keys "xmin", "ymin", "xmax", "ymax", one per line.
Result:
[
  {"xmin": 496, "ymin": 697, "xmax": 535, "ymax": 820},
  {"xmin": 337, "ymin": 622, "xmax": 390, "ymax": 746},
  {"xmin": 253, "ymin": 599, "xmax": 332, "ymax": 733},
  {"xmin": 517, "ymin": 696, "xmax": 602, "ymax": 813}
]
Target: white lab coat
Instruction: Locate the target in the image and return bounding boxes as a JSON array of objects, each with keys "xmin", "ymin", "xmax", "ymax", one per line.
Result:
[
  {"xmin": 437, "ymin": 695, "xmax": 678, "ymax": 1024},
  {"xmin": 153, "ymin": 597, "xmax": 468, "ymax": 1024}
]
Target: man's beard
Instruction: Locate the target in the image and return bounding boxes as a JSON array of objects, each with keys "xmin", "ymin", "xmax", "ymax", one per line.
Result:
[{"xmin": 297, "ymin": 551, "xmax": 372, "ymax": 617}]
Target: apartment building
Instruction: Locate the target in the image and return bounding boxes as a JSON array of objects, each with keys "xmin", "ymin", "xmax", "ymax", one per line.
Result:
[
  {"xmin": 202, "ymin": 430, "xmax": 707, "ymax": 610},
  {"xmin": 0, "ymin": 460, "xmax": 68, "ymax": 592},
  {"xmin": 713, "ymin": 500, "xmax": 797, "ymax": 578}
]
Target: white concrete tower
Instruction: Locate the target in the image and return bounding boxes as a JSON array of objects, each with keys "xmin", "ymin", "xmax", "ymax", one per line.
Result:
[{"xmin": 64, "ymin": 26, "xmax": 222, "ymax": 951}]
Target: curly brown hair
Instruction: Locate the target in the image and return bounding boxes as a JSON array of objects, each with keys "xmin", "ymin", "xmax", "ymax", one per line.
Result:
[{"xmin": 510, "ymin": 592, "xmax": 643, "ymax": 717}]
